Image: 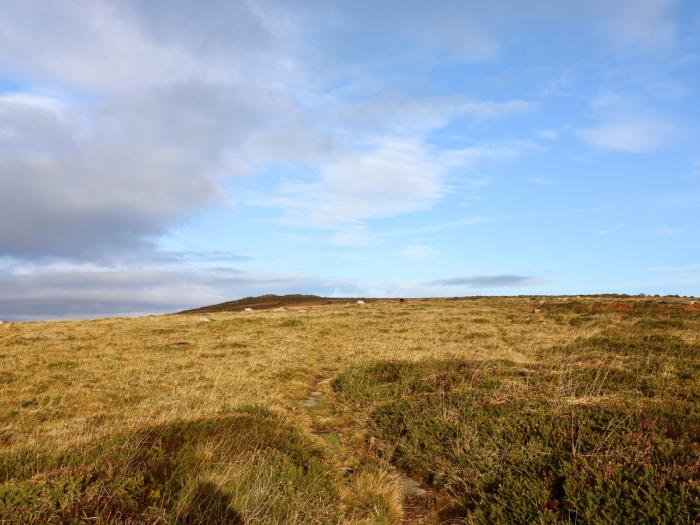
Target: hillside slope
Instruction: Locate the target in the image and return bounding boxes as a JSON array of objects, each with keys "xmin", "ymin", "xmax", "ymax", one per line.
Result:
[{"xmin": 178, "ymin": 293, "xmax": 371, "ymax": 314}]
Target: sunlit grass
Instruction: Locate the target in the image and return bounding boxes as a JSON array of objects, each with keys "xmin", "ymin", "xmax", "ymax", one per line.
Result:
[{"xmin": 0, "ymin": 297, "xmax": 697, "ymax": 522}]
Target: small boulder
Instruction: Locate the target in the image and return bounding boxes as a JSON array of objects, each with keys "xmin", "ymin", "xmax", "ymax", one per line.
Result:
[{"xmin": 399, "ymin": 476, "xmax": 427, "ymax": 498}]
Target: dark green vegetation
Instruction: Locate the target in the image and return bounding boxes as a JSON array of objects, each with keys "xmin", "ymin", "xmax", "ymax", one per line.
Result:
[
  {"xmin": 0, "ymin": 408, "xmax": 339, "ymax": 524},
  {"xmin": 333, "ymin": 323, "xmax": 700, "ymax": 523}
]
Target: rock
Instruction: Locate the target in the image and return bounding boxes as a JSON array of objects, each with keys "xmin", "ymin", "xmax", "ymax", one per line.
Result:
[
  {"xmin": 310, "ymin": 391, "xmax": 322, "ymax": 397},
  {"xmin": 399, "ymin": 476, "xmax": 427, "ymax": 498},
  {"xmin": 300, "ymin": 398, "xmax": 317, "ymax": 407},
  {"xmin": 198, "ymin": 316, "xmax": 212, "ymax": 322}
]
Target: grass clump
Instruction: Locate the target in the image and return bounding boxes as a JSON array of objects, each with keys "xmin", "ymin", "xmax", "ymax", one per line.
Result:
[{"xmin": 0, "ymin": 408, "xmax": 339, "ymax": 524}]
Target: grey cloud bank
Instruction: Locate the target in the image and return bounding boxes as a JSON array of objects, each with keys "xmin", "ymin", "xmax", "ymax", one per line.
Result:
[{"xmin": 0, "ymin": 265, "xmax": 363, "ymax": 321}]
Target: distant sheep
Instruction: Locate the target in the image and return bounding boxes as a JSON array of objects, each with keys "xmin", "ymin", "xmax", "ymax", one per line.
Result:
[
  {"xmin": 244, "ymin": 308, "xmax": 254, "ymax": 312},
  {"xmin": 357, "ymin": 300, "xmax": 365, "ymax": 305}
]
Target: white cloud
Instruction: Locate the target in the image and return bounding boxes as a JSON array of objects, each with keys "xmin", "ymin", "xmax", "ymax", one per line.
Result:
[
  {"xmin": 536, "ymin": 129, "xmax": 560, "ymax": 141},
  {"xmin": 647, "ymin": 226, "xmax": 682, "ymax": 236},
  {"xmin": 401, "ymin": 243, "xmax": 435, "ymax": 262},
  {"xmin": 524, "ymin": 177, "xmax": 557, "ymax": 185},
  {"xmin": 577, "ymin": 117, "xmax": 674, "ymax": 153},
  {"xmin": 336, "ymin": 94, "xmax": 534, "ymax": 136},
  {"xmin": 597, "ymin": 225, "xmax": 624, "ymax": 236},
  {"xmin": 329, "ymin": 226, "xmax": 378, "ymax": 247},
  {"xmin": 263, "ymin": 139, "xmax": 446, "ymax": 227},
  {"xmin": 598, "ymin": 0, "xmax": 676, "ymax": 50},
  {"xmin": 0, "ymin": 0, "xmax": 293, "ymax": 91},
  {"xmin": 260, "ymin": 138, "xmax": 533, "ymax": 231}
]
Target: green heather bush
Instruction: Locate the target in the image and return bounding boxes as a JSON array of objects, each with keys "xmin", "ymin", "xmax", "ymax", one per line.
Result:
[
  {"xmin": 334, "ymin": 356, "xmax": 700, "ymax": 524},
  {"xmin": 557, "ymin": 332, "xmax": 698, "ymax": 359},
  {"xmin": 633, "ymin": 317, "xmax": 687, "ymax": 330},
  {"xmin": 550, "ymin": 332, "xmax": 700, "ymax": 402},
  {"xmin": 374, "ymin": 399, "xmax": 698, "ymax": 523},
  {"xmin": 332, "ymin": 359, "xmax": 527, "ymax": 407},
  {"xmin": 0, "ymin": 408, "xmax": 339, "ymax": 524}
]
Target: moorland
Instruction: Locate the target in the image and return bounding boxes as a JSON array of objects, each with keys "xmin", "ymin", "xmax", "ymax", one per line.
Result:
[{"xmin": 0, "ymin": 295, "xmax": 698, "ymax": 523}]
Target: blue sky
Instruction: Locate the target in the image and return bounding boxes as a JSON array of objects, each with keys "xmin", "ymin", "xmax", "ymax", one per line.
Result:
[{"xmin": 0, "ymin": 0, "xmax": 699, "ymax": 319}]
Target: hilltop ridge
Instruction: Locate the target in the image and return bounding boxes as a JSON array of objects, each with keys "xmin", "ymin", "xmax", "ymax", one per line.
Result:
[{"xmin": 178, "ymin": 293, "xmax": 369, "ymax": 314}]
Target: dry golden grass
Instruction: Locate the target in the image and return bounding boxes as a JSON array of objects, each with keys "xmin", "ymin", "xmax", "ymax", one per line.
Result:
[{"xmin": 0, "ymin": 296, "xmax": 697, "ymax": 523}]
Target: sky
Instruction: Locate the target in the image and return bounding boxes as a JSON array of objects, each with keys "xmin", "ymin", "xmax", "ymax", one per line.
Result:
[{"xmin": 1, "ymin": 0, "xmax": 699, "ymax": 320}]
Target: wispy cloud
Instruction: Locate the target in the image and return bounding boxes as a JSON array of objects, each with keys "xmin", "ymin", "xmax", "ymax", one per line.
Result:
[
  {"xmin": 260, "ymin": 138, "xmax": 533, "ymax": 232},
  {"xmin": 337, "ymin": 94, "xmax": 535, "ymax": 136},
  {"xmin": 647, "ymin": 225, "xmax": 682, "ymax": 236},
  {"xmin": 524, "ymin": 176, "xmax": 558, "ymax": 185},
  {"xmin": 597, "ymin": 225, "xmax": 625, "ymax": 236},
  {"xmin": 577, "ymin": 117, "xmax": 674, "ymax": 153},
  {"xmin": 598, "ymin": 0, "xmax": 676, "ymax": 50},
  {"xmin": 428, "ymin": 275, "xmax": 537, "ymax": 288},
  {"xmin": 401, "ymin": 243, "xmax": 436, "ymax": 262}
]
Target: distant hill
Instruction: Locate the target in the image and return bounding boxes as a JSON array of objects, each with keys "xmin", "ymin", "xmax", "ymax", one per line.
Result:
[{"xmin": 178, "ymin": 294, "xmax": 370, "ymax": 314}]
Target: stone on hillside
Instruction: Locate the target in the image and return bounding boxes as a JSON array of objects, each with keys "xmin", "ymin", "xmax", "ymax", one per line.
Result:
[{"xmin": 399, "ymin": 476, "xmax": 427, "ymax": 498}]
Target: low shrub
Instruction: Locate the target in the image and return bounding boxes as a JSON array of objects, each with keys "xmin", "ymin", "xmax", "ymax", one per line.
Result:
[{"xmin": 334, "ymin": 356, "xmax": 700, "ymax": 523}]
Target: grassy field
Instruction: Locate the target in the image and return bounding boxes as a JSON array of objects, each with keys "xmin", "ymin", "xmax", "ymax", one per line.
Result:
[{"xmin": 0, "ymin": 296, "xmax": 698, "ymax": 523}]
